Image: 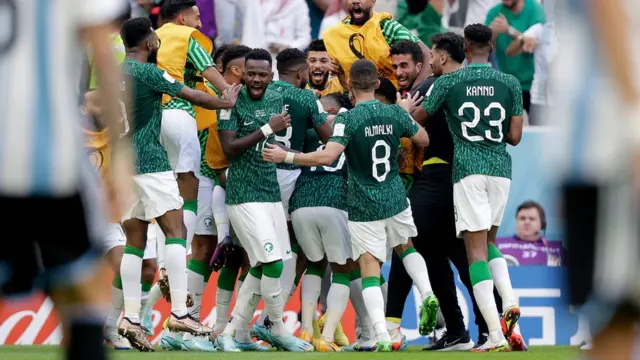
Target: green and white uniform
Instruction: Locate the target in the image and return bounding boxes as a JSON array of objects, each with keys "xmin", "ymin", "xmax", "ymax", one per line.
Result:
[
  {"xmin": 423, "ymin": 63, "xmax": 523, "ymax": 237},
  {"xmin": 120, "ymin": 59, "xmax": 185, "ymax": 221},
  {"xmin": 160, "ymin": 38, "xmax": 215, "ymax": 175},
  {"xmin": 329, "ymin": 100, "xmax": 420, "ymax": 262},
  {"xmin": 217, "ymin": 88, "xmax": 291, "ymax": 266},
  {"xmin": 270, "ymin": 81, "xmax": 328, "ymax": 220},
  {"xmin": 289, "ymin": 130, "xmax": 350, "ymax": 264}
]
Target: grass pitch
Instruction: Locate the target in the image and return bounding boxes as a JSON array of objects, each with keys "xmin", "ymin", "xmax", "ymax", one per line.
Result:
[{"xmin": 0, "ymin": 346, "xmax": 578, "ymax": 360}]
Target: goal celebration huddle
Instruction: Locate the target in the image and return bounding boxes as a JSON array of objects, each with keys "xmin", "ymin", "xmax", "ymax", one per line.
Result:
[{"xmin": 82, "ymin": 0, "xmax": 524, "ymax": 354}]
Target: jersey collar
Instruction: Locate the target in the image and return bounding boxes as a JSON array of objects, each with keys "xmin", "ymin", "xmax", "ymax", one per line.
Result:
[
  {"xmin": 355, "ymin": 99, "xmax": 379, "ymax": 106},
  {"xmin": 467, "ymin": 63, "xmax": 491, "ymax": 68},
  {"xmin": 274, "ymin": 80, "xmax": 295, "ymax": 88}
]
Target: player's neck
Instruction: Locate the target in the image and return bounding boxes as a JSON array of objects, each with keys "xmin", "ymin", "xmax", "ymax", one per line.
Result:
[
  {"xmin": 467, "ymin": 57, "xmax": 490, "ymax": 66},
  {"xmin": 353, "ymin": 92, "xmax": 376, "ymax": 104},
  {"xmin": 510, "ymin": 0, "xmax": 525, "ymax": 14},
  {"xmin": 443, "ymin": 63, "xmax": 463, "ymax": 74},
  {"xmin": 126, "ymin": 51, "xmax": 148, "ymax": 64},
  {"xmin": 278, "ymin": 75, "xmax": 297, "ymax": 87}
]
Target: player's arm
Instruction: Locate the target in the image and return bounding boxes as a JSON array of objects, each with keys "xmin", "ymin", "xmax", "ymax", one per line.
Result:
[
  {"xmin": 415, "ymin": 78, "xmax": 448, "ymax": 125},
  {"xmin": 506, "ymin": 23, "xmax": 543, "ymax": 57},
  {"xmin": 309, "ymin": 93, "xmax": 333, "ymax": 143},
  {"xmin": 218, "ymin": 111, "xmax": 292, "ymax": 158},
  {"xmin": 176, "ymin": 84, "xmax": 240, "ymax": 110},
  {"xmin": 187, "ymin": 37, "xmax": 231, "ymax": 92},
  {"xmin": 505, "ymin": 76, "xmax": 524, "ymax": 146},
  {"xmin": 381, "ymin": 19, "xmax": 432, "ymax": 83},
  {"xmin": 262, "ymin": 141, "xmax": 344, "ymax": 166},
  {"xmin": 398, "ymin": 107, "xmax": 429, "ymax": 147}
]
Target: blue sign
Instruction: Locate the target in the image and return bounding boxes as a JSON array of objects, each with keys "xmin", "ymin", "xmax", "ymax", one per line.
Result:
[{"xmin": 382, "ymin": 264, "xmax": 590, "ymax": 346}]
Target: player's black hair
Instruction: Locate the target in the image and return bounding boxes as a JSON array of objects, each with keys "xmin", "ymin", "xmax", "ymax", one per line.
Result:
[
  {"xmin": 464, "ymin": 23, "xmax": 493, "ymax": 53},
  {"xmin": 221, "ymin": 45, "xmax": 252, "ymax": 71},
  {"xmin": 307, "ymin": 39, "xmax": 327, "ymax": 53},
  {"xmin": 431, "ymin": 32, "xmax": 465, "ymax": 64},
  {"xmin": 374, "ymin": 77, "xmax": 398, "ymax": 104},
  {"xmin": 276, "ymin": 48, "xmax": 308, "ymax": 74},
  {"xmin": 349, "ymin": 59, "xmax": 378, "ymax": 91},
  {"xmin": 245, "ymin": 48, "xmax": 273, "ymax": 66},
  {"xmin": 390, "ymin": 40, "xmax": 424, "ymax": 64},
  {"xmin": 120, "ymin": 17, "xmax": 155, "ymax": 49},
  {"xmin": 517, "ymin": 200, "xmax": 547, "ymax": 231},
  {"xmin": 161, "ymin": 0, "xmax": 197, "ymax": 20},
  {"xmin": 213, "ymin": 44, "xmax": 231, "ymax": 65},
  {"xmin": 323, "ymin": 92, "xmax": 353, "ymax": 110}
]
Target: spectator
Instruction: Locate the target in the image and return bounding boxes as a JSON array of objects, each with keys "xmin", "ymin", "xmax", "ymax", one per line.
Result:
[
  {"xmin": 496, "ymin": 201, "xmax": 564, "ymax": 266},
  {"xmin": 197, "ymin": 0, "xmax": 217, "ymax": 40},
  {"xmin": 215, "ymin": 0, "xmax": 241, "ymax": 45},
  {"xmin": 485, "ymin": 0, "xmax": 546, "ymax": 114},
  {"xmin": 396, "ymin": 0, "xmax": 447, "ymax": 48},
  {"xmin": 465, "ymin": 0, "xmax": 500, "ymax": 26},
  {"xmin": 308, "ymin": 0, "xmax": 331, "ymax": 39},
  {"xmin": 319, "ymin": 0, "xmax": 348, "ymax": 38}
]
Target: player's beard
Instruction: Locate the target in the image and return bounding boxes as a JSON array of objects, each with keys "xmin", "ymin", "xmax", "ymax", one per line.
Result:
[
  {"xmin": 349, "ymin": 6, "xmax": 372, "ymax": 25},
  {"xmin": 148, "ymin": 49, "xmax": 159, "ymax": 64}
]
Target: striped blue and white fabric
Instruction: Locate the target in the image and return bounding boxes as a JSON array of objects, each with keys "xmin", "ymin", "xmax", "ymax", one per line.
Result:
[{"xmin": 0, "ymin": 0, "xmax": 126, "ymax": 197}]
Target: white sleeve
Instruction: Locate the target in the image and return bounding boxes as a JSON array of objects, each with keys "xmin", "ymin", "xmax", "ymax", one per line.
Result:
[
  {"xmin": 74, "ymin": 0, "xmax": 128, "ymax": 28},
  {"xmin": 523, "ymin": 23, "xmax": 544, "ymax": 41}
]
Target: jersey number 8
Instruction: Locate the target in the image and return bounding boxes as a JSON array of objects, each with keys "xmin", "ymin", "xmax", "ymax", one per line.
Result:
[
  {"xmin": 371, "ymin": 140, "xmax": 391, "ymax": 182},
  {"xmin": 459, "ymin": 102, "xmax": 506, "ymax": 143},
  {"xmin": 311, "ymin": 142, "xmax": 345, "ymax": 172}
]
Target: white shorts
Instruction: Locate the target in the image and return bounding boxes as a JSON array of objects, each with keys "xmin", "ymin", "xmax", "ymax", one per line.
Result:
[
  {"xmin": 102, "ymin": 222, "xmax": 157, "ymax": 260},
  {"xmin": 161, "ymin": 109, "xmax": 201, "ymax": 175},
  {"xmin": 195, "ymin": 174, "xmax": 216, "ymax": 236},
  {"xmin": 227, "ymin": 202, "xmax": 291, "ymax": 267},
  {"xmin": 453, "ymin": 175, "xmax": 511, "ymax": 238},
  {"xmin": 122, "ymin": 171, "xmax": 184, "ymax": 222},
  {"xmin": 276, "ymin": 168, "xmax": 301, "ymax": 221},
  {"xmin": 291, "ymin": 207, "xmax": 351, "ymax": 265},
  {"xmin": 348, "ymin": 205, "xmax": 417, "ymax": 263}
]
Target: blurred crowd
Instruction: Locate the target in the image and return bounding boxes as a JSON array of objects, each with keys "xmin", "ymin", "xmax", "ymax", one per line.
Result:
[{"xmin": 128, "ymin": 0, "xmax": 556, "ymax": 125}]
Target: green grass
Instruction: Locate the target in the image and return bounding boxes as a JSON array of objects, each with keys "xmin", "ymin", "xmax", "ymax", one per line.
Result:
[{"xmin": 0, "ymin": 346, "xmax": 578, "ymax": 360}]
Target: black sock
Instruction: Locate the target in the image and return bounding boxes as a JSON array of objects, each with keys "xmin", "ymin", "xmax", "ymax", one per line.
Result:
[{"xmin": 67, "ymin": 323, "xmax": 106, "ymax": 360}]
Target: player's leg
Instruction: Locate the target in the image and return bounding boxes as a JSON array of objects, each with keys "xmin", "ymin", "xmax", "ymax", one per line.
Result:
[
  {"xmin": 141, "ymin": 224, "xmax": 164, "ymax": 330},
  {"xmin": 344, "ymin": 266, "xmax": 377, "ymax": 351},
  {"xmin": 454, "ymin": 175, "xmax": 508, "ymax": 352},
  {"xmin": 388, "ymin": 206, "xmax": 438, "ymax": 337},
  {"xmin": 210, "ymin": 169, "xmax": 235, "ymax": 269},
  {"xmin": 349, "ymin": 220, "xmax": 392, "ymax": 352},
  {"xmin": 277, "ymin": 169, "xmax": 303, "ymax": 305},
  {"xmin": 140, "ymin": 253, "xmax": 157, "ymax": 337},
  {"xmin": 101, "ymin": 224, "xmax": 131, "ymax": 349}
]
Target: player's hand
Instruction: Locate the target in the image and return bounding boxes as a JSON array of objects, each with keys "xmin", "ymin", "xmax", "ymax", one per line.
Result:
[
  {"xmin": 222, "ymin": 83, "xmax": 241, "ymax": 107},
  {"xmin": 326, "ymin": 59, "xmax": 344, "ymax": 75},
  {"xmin": 491, "ymin": 14, "xmax": 509, "ymax": 34},
  {"xmin": 105, "ymin": 144, "xmax": 134, "ymax": 221},
  {"xmin": 262, "ymin": 143, "xmax": 287, "ymax": 163},
  {"xmin": 312, "ymin": 89, "xmax": 321, "ymax": 98},
  {"xmin": 522, "ymin": 37, "xmax": 538, "ymax": 53},
  {"xmin": 268, "ymin": 112, "xmax": 292, "ymax": 132},
  {"xmin": 396, "ymin": 91, "xmax": 424, "ymax": 113}
]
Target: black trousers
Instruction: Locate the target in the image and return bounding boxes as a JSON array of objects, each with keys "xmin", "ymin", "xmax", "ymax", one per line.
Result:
[{"xmin": 386, "ymin": 164, "xmax": 495, "ymax": 336}]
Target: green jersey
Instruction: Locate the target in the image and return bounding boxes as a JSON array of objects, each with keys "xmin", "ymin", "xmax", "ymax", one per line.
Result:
[
  {"xmin": 217, "ymin": 87, "xmax": 284, "ymax": 204},
  {"xmin": 163, "ymin": 37, "xmax": 216, "ymax": 117},
  {"xmin": 423, "ymin": 63, "xmax": 523, "ymax": 183},
  {"xmin": 198, "ymin": 129, "xmax": 217, "ymax": 181},
  {"xmin": 121, "ymin": 59, "xmax": 184, "ymax": 174},
  {"xmin": 289, "ymin": 130, "xmax": 347, "ymax": 213},
  {"xmin": 329, "ymin": 100, "xmax": 419, "ymax": 222},
  {"xmin": 270, "ymin": 81, "xmax": 328, "ymax": 170}
]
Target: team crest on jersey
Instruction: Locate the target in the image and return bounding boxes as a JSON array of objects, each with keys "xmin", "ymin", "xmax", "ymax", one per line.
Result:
[
  {"xmin": 219, "ymin": 109, "xmax": 232, "ymax": 120},
  {"xmin": 255, "ymin": 109, "xmax": 266, "ymax": 117},
  {"xmin": 264, "ymin": 242, "xmax": 274, "ymax": 254},
  {"xmin": 204, "ymin": 217, "xmax": 213, "ymax": 229}
]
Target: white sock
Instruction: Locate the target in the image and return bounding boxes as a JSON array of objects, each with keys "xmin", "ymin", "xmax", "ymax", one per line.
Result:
[
  {"xmin": 212, "ymin": 186, "xmax": 230, "ymax": 238},
  {"xmin": 349, "ymin": 278, "xmax": 375, "ymax": 339},
  {"xmin": 184, "ymin": 209, "xmax": 197, "ymax": 254},
  {"xmin": 402, "ymin": 252, "xmax": 433, "ymax": 300},
  {"xmin": 140, "ymin": 290, "xmax": 150, "ymax": 314},
  {"xmin": 473, "ymin": 279, "xmax": 502, "ymax": 333},
  {"xmin": 145, "ymin": 283, "xmax": 163, "ymax": 312},
  {"xmin": 165, "ymin": 242, "xmax": 188, "ymax": 316},
  {"xmin": 301, "ymin": 274, "xmax": 322, "ymax": 334},
  {"xmin": 214, "ymin": 288, "xmax": 233, "ymax": 332},
  {"xmin": 235, "ymin": 278, "xmax": 244, "ymax": 300},
  {"xmin": 224, "ymin": 273, "xmax": 261, "ymax": 335},
  {"xmin": 105, "ymin": 285, "xmax": 124, "ymax": 328},
  {"xmin": 261, "ymin": 275, "xmax": 286, "ymax": 336},
  {"xmin": 280, "ymin": 254, "xmax": 297, "ymax": 303},
  {"xmin": 156, "ymin": 226, "xmax": 166, "ymax": 269},
  {"xmin": 322, "ymin": 282, "xmax": 350, "ymax": 341},
  {"xmin": 489, "ymin": 257, "xmax": 516, "ymax": 311},
  {"xmin": 121, "ymin": 252, "xmax": 143, "ymax": 322},
  {"xmin": 381, "ymin": 281, "xmax": 388, "ymax": 308},
  {"xmin": 187, "ymin": 269, "xmax": 205, "ymax": 320},
  {"xmin": 362, "ymin": 285, "xmax": 390, "ymax": 341}
]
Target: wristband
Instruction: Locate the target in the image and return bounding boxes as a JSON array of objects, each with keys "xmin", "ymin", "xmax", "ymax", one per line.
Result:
[
  {"xmin": 260, "ymin": 124, "xmax": 274, "ymax": 137},
  {"xmin": 508, "ymin": 26, "xmax": 518, "ymax": 36},
  {"xmin": 284, "ymin": 152, "xmax": 295, "ymax": 164}
]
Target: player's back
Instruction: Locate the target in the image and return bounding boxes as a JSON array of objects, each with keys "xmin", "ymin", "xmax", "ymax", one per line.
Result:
[
  {"xmin": 334, "ymin": 100, "xmax": 417, "ymax": 222},
  {"xmin": 0, "ymin": 0, "xmax": 126, "ymax": 197},
  {"xmin": 431, "ymin": 64, "xmax": 521, "ymax": 183}
]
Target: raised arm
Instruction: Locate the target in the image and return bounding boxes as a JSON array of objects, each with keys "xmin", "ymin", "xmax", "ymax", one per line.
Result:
[
  {"xmin": 186, "ymin": 37, "xmax": 231, "ymax": 92},
  {"xmin": 176, "ymin": 84, "xmax": 240, "ymax": 110}
]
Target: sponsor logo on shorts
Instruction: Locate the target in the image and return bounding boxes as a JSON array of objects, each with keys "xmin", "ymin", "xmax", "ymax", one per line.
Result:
[
  {"xmin": 204, "ymin": 217, "xmax": 213, "ymax": 229},
  {"xmin": 264, "ymin": 242, "xmax": 274, "ymax": 254}
]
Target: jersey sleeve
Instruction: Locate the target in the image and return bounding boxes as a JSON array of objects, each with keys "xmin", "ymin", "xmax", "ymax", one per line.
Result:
[
  {"xmin": 422, "ymin": 76, "xmax": 450, "ymax": 116},
  {"xmin": 397, "ymin": 107, "xmax": 420, "ymax": 138},
  {"xmin": 380, "ymin": 19, "xmax": 421, "ymax": 47},
  {"xmin": 186, "ymin": 37, "xmax": 215, "ymax": 73},
  {"xmin": 507, "ymin": 76, "xmax": 524, "ymax": 116},
  {"xmin": 328, "ymin": 113, "xmax": 351, "ymax": 146},
  {"xmin": 305, "ymin": 90, "xmax": 328, "ymax": 128},
  {"xmin": 141, "ymin": 64, "xmax": 184, "ymax": 96},
  {"xmin": 217, "ymin": 108, "xmax": 238, "ymax": 132}
]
